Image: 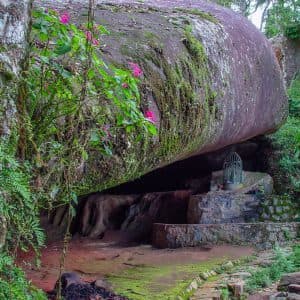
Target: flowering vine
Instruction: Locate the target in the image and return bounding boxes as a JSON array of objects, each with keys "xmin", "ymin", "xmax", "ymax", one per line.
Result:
[{"xmin": 27, "ymin": 8, "xmax": 157, "ymax": 207}]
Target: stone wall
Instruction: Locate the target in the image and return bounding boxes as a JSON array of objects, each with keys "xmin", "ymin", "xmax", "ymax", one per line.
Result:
[{"xmin": 152, "ymin": 222, "xmax": 300, "ymax": 250}]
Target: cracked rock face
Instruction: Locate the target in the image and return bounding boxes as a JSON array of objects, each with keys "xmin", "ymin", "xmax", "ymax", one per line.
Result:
[{"xmin": 33, "ymin": 0, "xmax": 287, "ymax": 194}]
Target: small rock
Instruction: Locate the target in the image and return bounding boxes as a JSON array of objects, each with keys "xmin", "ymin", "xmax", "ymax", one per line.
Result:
[
  {"xmin": 261, "ymin": 213, "xmax": 270, "ymax": 220},
  {"xmin": 222, "ymin": 261, "xmax": 234, "ymax": 270},
  {"xmin": 93, "ymin": 279, "xmax": 111, "ymax": 291},
  {"xmin": 231, "ymin": 272, "xmax": 251, "ymax": 280},
  {"xmin": 288, "ymin": 285, "xmax": 300, "ymax": 294},
  {"xmin": 200, "ymin": 272, "xmax": 210, "ymax": 280},
  {"xmin": 195, "ymin": 276, "xmax": 203, "ymax": 285},
  {"xmin": 279, "ymin": 273, "xmax": 300, "ymax": 291},
  {"xmin": 270, "ymin": 292, "xmax": 288, "ymax": 299},
  {"xmin": 288, "ymin": 293, "xmax": 300, "ymax": 300},
  {"xmin": 273, "ymin": 215, "xmax": 281, "ymax": 221},
  {"xmin": 190, "ymin": 279, "xmax": 198, "ymax": 290},
  {"xmin": 228, "ymin": 280, "xmax": 244, "ymax": 297},
  {"xmin": 268, "ymin": 206, "xmax": 275, "ymax": 214}
]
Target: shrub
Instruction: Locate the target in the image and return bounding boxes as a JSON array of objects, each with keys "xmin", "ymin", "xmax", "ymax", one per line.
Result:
[
  {"xmin": 245, "ymin": 246, "xmax": 297, "ymax": 293},
  {"xmin": 0, "ymin": 253, "xmax": 46, "ymax": 300}
]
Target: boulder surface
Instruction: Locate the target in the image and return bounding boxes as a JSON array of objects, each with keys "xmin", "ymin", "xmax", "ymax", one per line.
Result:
[{"xmin": 34, "ymin": 0, "xmax": 287, "ymax": 195}]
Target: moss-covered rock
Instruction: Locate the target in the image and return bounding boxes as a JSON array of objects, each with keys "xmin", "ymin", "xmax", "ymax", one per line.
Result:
[{"xmin": 34, "ymin": 0, "xmax": 288, "ymax": 198}]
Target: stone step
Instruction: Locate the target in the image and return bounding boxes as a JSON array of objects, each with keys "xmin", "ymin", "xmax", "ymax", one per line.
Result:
[{"xmin": 152, "ymin": 222, "xmax": 300, "ymax": 250}]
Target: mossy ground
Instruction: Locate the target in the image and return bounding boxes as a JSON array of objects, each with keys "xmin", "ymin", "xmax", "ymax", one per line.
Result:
[{"xmin": 106, "ymin": 258, "xmax": 226, "ymax": 300}]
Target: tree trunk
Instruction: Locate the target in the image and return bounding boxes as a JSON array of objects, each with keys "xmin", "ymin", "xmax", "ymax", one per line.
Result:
[{"xmin": 0, "ymin": 0, "xmax": 32, "ymax": 250}]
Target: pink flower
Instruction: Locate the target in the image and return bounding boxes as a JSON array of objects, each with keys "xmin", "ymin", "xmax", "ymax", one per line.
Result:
[
  {"xmin": 122, "ymin": 83, "xmax": 129, "ymax": 88},
  {"xmin": 102, "ymin": 125, "xmax": 111, "ymax": 141},
  {"xmin": 144, "ymin": 110, "xmax": 156, "ymax": 123},
  {"xmin": 92, "ymin": 38, "xmax": 99, "ymax": 46},
  {"xmin": 59, "ymin": 12, "xmax": 70, "ymax": 24},
  {"xmin": 128, "ymin": 62, "xmax": 143, "ymax": 78},
  {"xmin": 85, "ymin": 31, "xmax": 92, "ymax": 41},
  {"xmin": 85, "ymin": 31, "xmax": 99, "ymax": 46}
]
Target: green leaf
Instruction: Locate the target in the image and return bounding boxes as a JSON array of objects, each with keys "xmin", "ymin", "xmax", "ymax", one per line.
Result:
[
  {"xmin": 82, "ymin": 149, "xmax": 89, "ymax": 160},
  {"xmin": 102, "ymin": 144, "xmax": 113, "ymax": 156},
  {"xmin": 54, "ymin": 43, "xmax": 72, "ymax": 55},
  {"xmin": 147, "ymin": 123, "xmax": 158, "ymax": 135}
]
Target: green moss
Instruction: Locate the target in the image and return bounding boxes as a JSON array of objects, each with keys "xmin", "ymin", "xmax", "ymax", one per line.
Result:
[
  {"xmin": 107, "ymin": 258, "xmax": 225, "ymax": 300},
  {"xmin": 175, "ymin": 8, "xmax": 219, "ymax": 24},
  {"xmin": 26, "ymin": 12, "xmax": 219, "ymax": 199}
]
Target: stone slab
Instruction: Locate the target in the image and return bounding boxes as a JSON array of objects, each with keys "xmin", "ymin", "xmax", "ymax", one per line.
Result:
[{"xmin": 152, "ymin": 222, "xmax": 300, "ymax": 249}]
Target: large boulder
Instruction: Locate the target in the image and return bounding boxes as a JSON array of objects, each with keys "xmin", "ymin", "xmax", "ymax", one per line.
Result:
[
  {"xmin": 188, "ymin": 192, "xmax": 262, "ymax": 224},
  {"xmin": 187, "ymin": 171, "xmax": 273, "ymax": 224},
  {"xmin": 271, "ymin": 36, "xmax": 300, "ymax": 87},
  {"xmin": 34, "ymin": 0, "xmax": 287, "ymax": 195}
]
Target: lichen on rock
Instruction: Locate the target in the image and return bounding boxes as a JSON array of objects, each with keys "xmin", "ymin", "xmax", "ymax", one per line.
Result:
[{"xmin": 32, "ymin": 0, "xmax": 288, "ymax": 199}]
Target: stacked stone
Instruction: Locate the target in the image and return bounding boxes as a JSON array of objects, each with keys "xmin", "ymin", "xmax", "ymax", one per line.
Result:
[{"xmin": 260, "ymin": 195, "xmax": 297, "ymax": 222}]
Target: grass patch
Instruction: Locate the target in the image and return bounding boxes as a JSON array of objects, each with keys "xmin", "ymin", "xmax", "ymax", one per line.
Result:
[
  {"xmin": 106, "ymin": 258, "xmax": 226, "ymax": 300},
  {"xmin": 245, "ymin": 244, "xmax": 300, "ymax": 293}
]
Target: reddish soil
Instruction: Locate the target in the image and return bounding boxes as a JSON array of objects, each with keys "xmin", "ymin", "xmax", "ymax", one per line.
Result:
[{"xmin": 17, "ymin": 230, "xmax": 254, "ymax": 293}]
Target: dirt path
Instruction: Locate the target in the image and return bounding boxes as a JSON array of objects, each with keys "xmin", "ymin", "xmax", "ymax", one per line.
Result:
[{"xmin": 17, "ymin": 231, "xmax": 254, "ymax": 298}]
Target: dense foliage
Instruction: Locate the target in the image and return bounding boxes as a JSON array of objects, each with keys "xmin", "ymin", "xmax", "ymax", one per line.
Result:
[
  {"xmin": 216, "ymin": 0, "xmax": 300, "ymax": 39},
  {"xmin": 26, "ymin": 9, "xmax": 156, "ymax": 210},
  {"xmin": 1, "ymin": 7, "xmax": 156, "ymax": 300},
  {"xmin": 270, "ymin": 76, "xmax": 300, "ymax": 207},
  {"xmin": 0, "ymin": 7, "xmax": 155, "ymax": 254},
  {"xmin": 265, "ymin": 0, "xmax": 300, "ymax": 39},
  {"xmin": 0, "ymin": 253, "xmax": 46, "ymax": 300},
  {"xmin": 246, "ymin": 244, "xmax": 300, "ymax": 292},
  {"xmin": 0, "ymin": 142, "xmax": 45, "ymax": 253}
]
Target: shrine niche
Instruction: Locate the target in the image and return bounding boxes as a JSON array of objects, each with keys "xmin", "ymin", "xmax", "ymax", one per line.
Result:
[{"xmin": 223, "ymin": 152, "xmax": 244, "ymax": 191}]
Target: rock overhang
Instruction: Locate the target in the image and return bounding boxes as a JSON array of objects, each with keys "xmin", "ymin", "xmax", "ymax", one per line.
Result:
[{"xmin": 34, "ymin": 0, "xmax": 288, "ymax": 194}]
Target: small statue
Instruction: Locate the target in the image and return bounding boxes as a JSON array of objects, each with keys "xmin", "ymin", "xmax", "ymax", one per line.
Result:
[{"xmin": 223, "ymin": 152, "xmax": 243, "ymax": 190}]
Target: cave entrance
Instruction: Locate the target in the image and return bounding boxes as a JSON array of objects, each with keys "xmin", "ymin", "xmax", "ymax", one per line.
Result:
[
  {"xmin": 47, "ymin": 137, "xmax": 270, "ymax": 243},
  {"xmin": 104, "ymin": 137, "xmax": 268, "ymax": 195}
]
